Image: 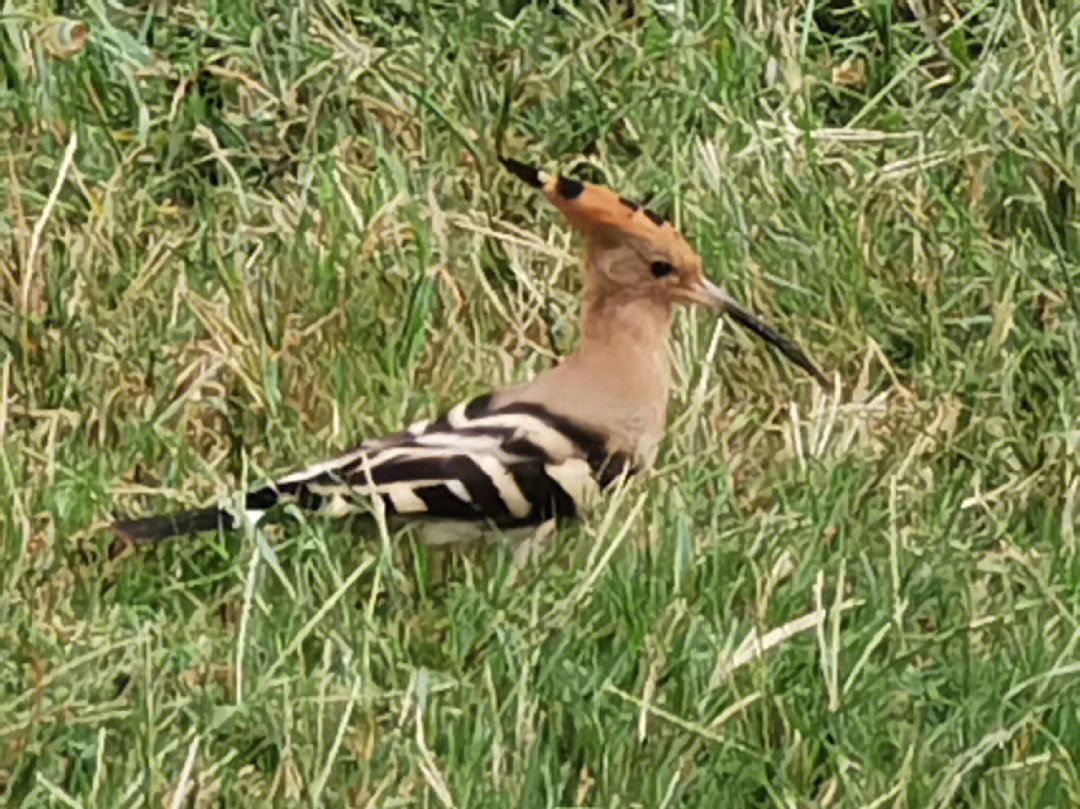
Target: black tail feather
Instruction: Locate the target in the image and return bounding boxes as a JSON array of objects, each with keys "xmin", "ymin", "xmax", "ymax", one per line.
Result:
[{"xmin": 109, "ymin": 507, "xmax": 235, "ymax": 544}]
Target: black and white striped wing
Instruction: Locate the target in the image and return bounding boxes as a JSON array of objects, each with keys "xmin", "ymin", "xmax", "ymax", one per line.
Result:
[
  {"xmin": 109, "ymin": 394, "xmax": 632, "ymax": 543},
  {"xmin": 250, "ymin": 394, "xmax": 631, "ymax": 528}
]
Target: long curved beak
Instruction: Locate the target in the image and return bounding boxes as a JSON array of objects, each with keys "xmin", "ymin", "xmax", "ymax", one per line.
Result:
[{"xmin": 694, "ymin": 277, "xmax": 828, "ymax": 386}]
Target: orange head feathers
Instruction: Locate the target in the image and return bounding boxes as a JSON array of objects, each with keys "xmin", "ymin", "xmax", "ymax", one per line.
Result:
[
  {"xmin": 500, "ymin": 157, "xmax": 828, "ymax": 386},
  {"xmin": 501, "ymin": 157, "xmax": 711, "ymax": 310}
]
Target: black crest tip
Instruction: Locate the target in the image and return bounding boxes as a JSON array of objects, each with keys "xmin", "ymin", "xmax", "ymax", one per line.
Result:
[{"xmin": 499, "ymin": 157, "xmax": 544, "ymax": 189}]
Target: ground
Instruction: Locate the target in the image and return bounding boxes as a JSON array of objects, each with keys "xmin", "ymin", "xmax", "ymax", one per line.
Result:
[{"xmin": 2, "ymin": 1, "xmax": 1079, "ymax": 806}]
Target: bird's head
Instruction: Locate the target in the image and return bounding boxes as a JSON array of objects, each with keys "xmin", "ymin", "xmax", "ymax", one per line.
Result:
[
  {"xmin": 500, "ymin": 158, "xmax": 717, "ymax": 311},
  {"xmin": 500, "ymin": 157, "xmax": 828, "ymax": 385}
]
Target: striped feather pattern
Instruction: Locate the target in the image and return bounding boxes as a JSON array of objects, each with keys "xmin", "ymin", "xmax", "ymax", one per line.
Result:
[
  {"xmin": 110, "ymin": 394, "xmax": 631, "ymax": 543},
  {"xmin": 261, "ymin": 394, "xmax": 630, "ymax": 525}
]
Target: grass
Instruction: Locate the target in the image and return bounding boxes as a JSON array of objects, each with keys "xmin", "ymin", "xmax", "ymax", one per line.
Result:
[{"xmin": 2, "ymin": 0, "xmax": 1079, "ymax": 806}]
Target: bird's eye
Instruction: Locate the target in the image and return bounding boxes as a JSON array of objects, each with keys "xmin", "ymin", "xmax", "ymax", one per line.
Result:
[{"xmin": 650, "ymin": 261, "xmax": 675, "ymax": 278}]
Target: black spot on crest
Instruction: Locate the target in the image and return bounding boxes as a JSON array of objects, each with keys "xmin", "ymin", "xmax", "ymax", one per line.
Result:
[
  {"xmin": 618, "ymin": 196, "xmax": 639, "ymax": 211},
  {"xmin": 556, "ymin": 175, "xmax": 584, "ymax": 199},
  {"xmin": 643, "ymin": 208, "xmax": 665, "ymax": 226}
]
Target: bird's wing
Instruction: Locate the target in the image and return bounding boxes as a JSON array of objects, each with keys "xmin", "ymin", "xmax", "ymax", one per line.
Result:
[
  {"xmin": 256, "ymin": 393, "xmax": 632, "ymax": 527},
  {"xmin": 109, "ymin": 393, "xmax": 632, "ymax": 543}
]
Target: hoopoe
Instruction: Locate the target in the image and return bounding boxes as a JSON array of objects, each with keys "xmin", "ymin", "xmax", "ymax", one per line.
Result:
[{"xmin": 109, "ymin": 158, "xmax": 826, "ymax": 544}]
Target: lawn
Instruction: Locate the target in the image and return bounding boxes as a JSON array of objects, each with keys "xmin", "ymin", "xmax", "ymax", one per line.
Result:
[{"xmin": 3, "ymin": 1, "xmax": 1079, "ymax": 806}]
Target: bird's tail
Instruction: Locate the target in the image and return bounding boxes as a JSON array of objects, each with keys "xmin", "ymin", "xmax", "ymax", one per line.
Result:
[{"xmin": 109, "ymin": 506, "xmax": 235, "ymax": 545}]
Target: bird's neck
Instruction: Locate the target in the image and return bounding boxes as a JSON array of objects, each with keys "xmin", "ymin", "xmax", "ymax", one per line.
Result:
[
  {"xmin": 577, "ymin": 286, "xmax": 674, "ymax": 404},
  {"xmin": 579, "ymin": 286, "xmax": 673, "ymax": 355},
  {"xmin": 562, "ymin": 288, "xmax": 673, "ymax": 461},
  {"xmin": 490, "ymin": 286, "xmax": 675, "ymax": 463}
]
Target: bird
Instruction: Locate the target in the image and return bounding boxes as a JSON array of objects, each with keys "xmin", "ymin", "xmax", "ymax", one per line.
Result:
[{"xmin": 108, "ymin": 157, "xmax": 827, "ymax": 545}]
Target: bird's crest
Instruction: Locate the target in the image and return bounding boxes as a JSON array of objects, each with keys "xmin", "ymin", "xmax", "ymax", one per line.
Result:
[{"xmin": 500, "ymin": 157, "xmax": 672, "ymax": 240}]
